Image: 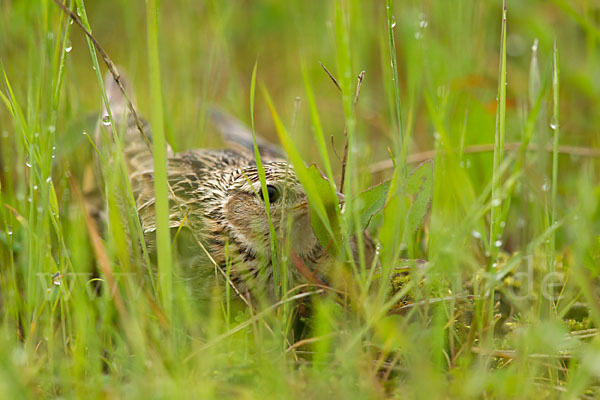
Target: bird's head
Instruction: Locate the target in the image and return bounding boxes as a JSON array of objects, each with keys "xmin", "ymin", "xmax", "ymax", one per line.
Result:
[{"xmin": 223, "ymin": 161, "xmax": 319, "ymax": 260}]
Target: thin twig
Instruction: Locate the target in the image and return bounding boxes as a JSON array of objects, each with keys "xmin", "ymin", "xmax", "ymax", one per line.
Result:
[
  {"xmin": 52, "ymin": 0, "xmax": 152, "ymax": 152},
  {"xmin": 319, "ymin": 62, "xmax": 342, "ymax": 92},
  {"xmin": 285, "ymin": 332, "xmax": 337, "ymax": 353},
  {"xmin": 471, "ymin": 346, "xmax": 573, "ymax": 360},
  {"xmin": 369, "ymin": 142, "xmax": 600, "ymax": 174},
  {"xmin": 330, "ymin": 135, "xmax": 342, "ymax": 162},
  {"xmin": 339, "ymin": 71, "xmax": 365, "ymax": 193},
  {"xmin": 353, "ymin": 71, "xmax": 365, "ymax": 109}
]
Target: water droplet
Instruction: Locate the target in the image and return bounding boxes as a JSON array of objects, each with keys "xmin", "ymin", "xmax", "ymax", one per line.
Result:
[
  {"xmin": 494, "ymin": 240, "xmax": 503, "ymax": 248},
  {"xmin": 471, "ymin": 230, "xmax": 481, "ymax": 239},
  {"xmin": 46, "ymin": 176, "xmax": 52, "ymax": 183},
  {"xmin": 37, "ymin": 206, "xmax": 43, "ymax": 213},
  {"xmin": 414, "ymin": 31, "xmax": 423, "ymax": 40},
  {"xmin": 531, "ymin": 38, "xmax": 538, "ymax": 52},
  {"xmin": 33, "ymin": 185, "xmax": 38, "ymax": 190},
  {"xmin": 549, "ymin": 118, "xmax": 558, "ymax": 130},
  {"xmin": 391, "ymin": 16, "xmax": 396, "ymax": 28},
  {"xmin": 27, "ymin": 196, "xmax": 32, "ymax": 203},
  {"xmin": 491, "ymin": 198, "xmax": 501, "ymax": 207},
  {"xmin": 500, "ymin": 221, "xmax": 506, "ymax": 228},
  {"xmin": 7, "ymin": 228, "xmax": 12, "ymax": 236},
  {"xmin": 65, "ymin": 42, "xmax": 73, "ymax": 53},
  {"xmin": 34, "ymin": 132, "xmax": 39, "ymax": 138},
  {"xmin": 492, "ymin": 263, "xmax": 497, "ymax": 269},
  {"xmin": 52, "ymin": 272, "xmax": 62, "ymax": 286},
  {"xmin": 51, "ymin": 154, "xmax": 55, "ymax": 159},
  {"xmin": 101, "ymin": 115, "xmax": 111, "ymax": 126},
  {"xmin": 541, "ymin": 180, "xmax": 550, "ymax": 192},
  {"xmin": 92, "ymin": 66, "xmax": 96, "ymax": 71},
  {"xmin": 69, "ymin": 19, "xmax": 74, "ymax": 25},
  {"xmin": 419, "ymin": 19, "xmax": 428, "ymax": 29},
  {"xmin": 25, "ymin": 160, "xmax": 31, "ymax": 168},
  {"xmin": 433, "ymin": 132, "xmax": 441, "ymax": 141},
  {"xmin": 82, "ymin": 130, "xmax": 88, "ymax": 136},
  {"xmin": 48, "ymin": 125, "xmax": 55, "ymax": 133}
]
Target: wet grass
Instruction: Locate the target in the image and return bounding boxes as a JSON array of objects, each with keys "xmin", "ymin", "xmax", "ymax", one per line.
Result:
[{"xmin": 1, "ymin": 0, "xmax": 600, "ymax": 398}]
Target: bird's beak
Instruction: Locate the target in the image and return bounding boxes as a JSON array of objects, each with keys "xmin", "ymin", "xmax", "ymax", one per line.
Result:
[{"xmin": 290, "ymin": 201, "xmax": 310, "ymax": 212}]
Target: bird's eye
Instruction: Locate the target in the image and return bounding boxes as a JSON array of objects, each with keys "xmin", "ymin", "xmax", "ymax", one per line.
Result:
[{"xmin": 259, "ymin": 185, "xmax": 280, "ymax": 203}]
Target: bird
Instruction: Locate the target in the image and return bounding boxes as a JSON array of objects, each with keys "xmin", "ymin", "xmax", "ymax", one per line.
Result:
[{"xmin": 98, "ymin": 73, "xmax": 374, "ymax": 303}]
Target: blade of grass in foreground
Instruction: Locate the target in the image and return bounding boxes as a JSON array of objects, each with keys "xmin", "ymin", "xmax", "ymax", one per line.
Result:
[
  {"xmin": 549, "ymin": 38, "xmax": 560, "ymax": 301},
  {"xmin": 249, "ymin": 62, "xmax": 281, "ymax": 299},
  {"xmin": 485, "ymin": 0, "xmax": 507, "ymax": 338},
  {"xmin": 385, "ymin": 0, "xmax": 406, "ymax": 174},
  {"xmin": 489, "ymin": 0, "xmax": 507, "ymax": 265},
  {"xmin": 261, "ymin": 85, "xmax": 338, "ymax": 247},
  {"xmin": 301, "ymin": 62, "xmax": 337, "ymax": 193},
  {"xmin": 146, "ymin": 0, "xmax": 173, "ymax": 319}
]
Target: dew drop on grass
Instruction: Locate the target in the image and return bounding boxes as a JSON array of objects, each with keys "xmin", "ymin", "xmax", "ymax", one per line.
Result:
[
  {"xmin": 491, "ymin": 198, "xmax": 501, "ymax": 207},
  {"xmin": 494, "ymin": 240, "xmax": 503, "ymax": 248},
  {"xmin": 101, "ymin": 116, "xmax": 111, "ymax": 126},
  {"xmin": 541, "ymin": 180, "xmax": 550, "ymax": 192},
  {"xmin": 33, "ymin": 185, "xmax": 38, "ymax": 190},
  {"xmin": 414, "ymin": 31, "xmax": 423, "ymax": 40},
  {"xmin": 48, "ymin": 125, "xmax": 55, "ymax": 133},
  {"xmin": 46, "ymin": 176, "xmax": 52, "ymax": 183},
  {"xmin": 52, "ymin": 272, "xmax": 62, "ymax": 286},
  {"xmin": 82, "ymin": 130, "xmax": 88, "ymax": 135},
  {"xmin": 531, "ymin": 38, "xmax": 538, "ymax": 52},
  {"xmin": 65, "ymin": 41, "xmax": 73, "ymax": 53},
  {"xmin": 492, "ymin": 263, "xmax": 497, "ymax": 269},
  {"xmin": 500, "ymin": 221, "xmax": 506, "ymax": 228},
  {"xmin": 7, "ymin": 228, "xmax": 12, "ymax": 236},
  {"xmin": 549, "ymin": 118, "xmax": 558, "ymax": 130},
  {"xmin": 471, "ymin": 230, "xmax": 481, "ymax": 239},
  {"xmin": 25, "ymin": 160, "xmax": 31, "ymax": 168}
]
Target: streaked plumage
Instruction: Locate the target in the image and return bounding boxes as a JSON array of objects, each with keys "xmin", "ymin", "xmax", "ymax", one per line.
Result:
[{"xmin": 99, "ymin": 74, "xmax": 373, "ymax": 301}]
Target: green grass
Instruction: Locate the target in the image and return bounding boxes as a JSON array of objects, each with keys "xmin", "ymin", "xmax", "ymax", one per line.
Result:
[{"xmin": 1, "ymin": 0, "xmax": 600, "ymax": 398}]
